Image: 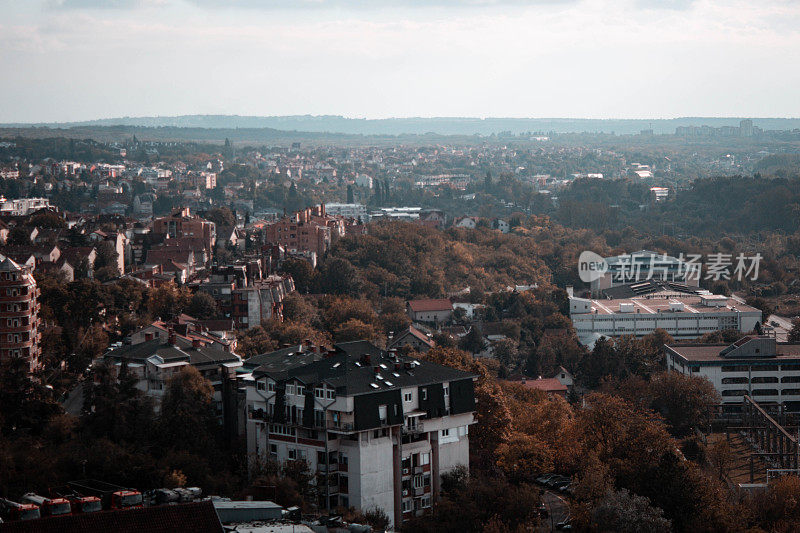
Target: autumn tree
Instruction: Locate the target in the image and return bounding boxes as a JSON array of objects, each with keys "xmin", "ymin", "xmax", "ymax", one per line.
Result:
[
  {"xmin": 590, "ymin": 489, "xmax": 671, "ymax": 533},
  {"xmin": 148, "ymin": 282, "xmax": 192, "ymax": 320},
  {"xmin": 187, "ymin": 291, "xmax": 220, "ymax": 320},
  {"xmin": 158, "ymin": 366, "xmax": 218, "ymax": 453}
]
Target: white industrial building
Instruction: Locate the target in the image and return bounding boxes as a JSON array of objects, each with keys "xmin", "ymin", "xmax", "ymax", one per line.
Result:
[
  {"xmin": 324, "ymin": 203, "xmax": 370, "ymax": 223},
  {"xmin": 569, "ymin": 282, "xmax": 762, "ymax": 346},
  {"xmin": 243, "ymin": 341, "xmax": 476, "ymax": 527},
  {"xmin": 666, "ymin": 336, "xmax": 800, "ymax": 412}
]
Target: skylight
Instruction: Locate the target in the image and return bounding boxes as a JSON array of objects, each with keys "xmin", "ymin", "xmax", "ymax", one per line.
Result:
[
  {"xmin": 370, "ymin": 383, "xmax": 380, "ymax": 389},
  {"xmin": 332, "ymin": 362, "xmax": 341, "ymax": 368},
  {"xmin": 385, "ymin": 381, "xmax": 394, "ymax": 386}
]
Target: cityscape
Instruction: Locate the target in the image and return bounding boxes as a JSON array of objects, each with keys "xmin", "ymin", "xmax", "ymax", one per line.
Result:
[{"xmin": 2, "ymin": 1, "xmax": 800, "ymax": 532}]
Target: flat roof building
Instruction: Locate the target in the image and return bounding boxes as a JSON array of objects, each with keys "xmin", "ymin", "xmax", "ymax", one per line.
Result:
[
  {"xmin": 569, "ymin": 282, "xmax": 761, "ymax": 346},
  {"xmin": 665, "ymin": 336, "xmax": 800, "ymax": 411}
]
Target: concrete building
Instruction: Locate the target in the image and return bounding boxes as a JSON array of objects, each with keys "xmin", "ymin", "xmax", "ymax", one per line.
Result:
[
  {"xmin": 243, "ymin": 341, "xmax": 476, "ymax": 527},
  {"xmin": 569, "ymin": 282, "xmax": 762, "ymax": 346},
  {"xmin": 0, "ymin": 197, "xmax": 52, "ymax": 217},
  {"xmin": 665, "ymin": 336, "xmax": 800, "ymax": 412},
  {"xmin": 0, "ymin": 255, "xmax": 41, "ymax": 372},
  {"xmin": 324, "ymin": 203, "xmax": 370, "ymax": 223},
  {"xmin": 590, "ymin": 250, "xmax": 700, "ymax": 296}
]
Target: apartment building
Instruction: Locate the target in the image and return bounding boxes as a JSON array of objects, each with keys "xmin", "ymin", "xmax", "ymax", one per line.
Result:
[
  {"xmin": 665, "ymin": 336, "xmax": 800, "ymax": 412},
  {"xmin": 569, "ymin": 282, "xmax": 761, "ymax": 346},
  {"xmin": 243, "ymin": 341, "xmax": 476, "ymax": 527},
  {"xmin": 102, "ymin": 331, "xmax": 242, "ymax": 415},
  {"xmin": 151, "ymin": 207, "xmax": 216, "ymax": 256},
  {"xmin": 590, "ymin": 250, "xmax": 699, "ymax": 296},
  {"xmin": 262, "ymin": 205, "xmax": 346, "ymax": 257},
  {"xmin": 0, "ymin": 255, "xmax": 41, "ymax": 372}
]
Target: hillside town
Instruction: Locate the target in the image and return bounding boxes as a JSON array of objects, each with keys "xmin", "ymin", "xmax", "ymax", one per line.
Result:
[{"xmin": 1, "ymin": 119, "xmax": 800, "ymax": 533}]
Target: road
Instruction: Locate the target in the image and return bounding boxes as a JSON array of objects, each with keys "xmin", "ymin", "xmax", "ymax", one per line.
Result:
[
  {"xmin": 62, "ymin": 382, "xmax": 84, "ymax": 416},
  {"xmin": 537, "ymin": 489, "xmax": 569, "ymax": 531},
  {"xmin": 767, "ymin": 314, "xmax": 794, "ymax": 343}
]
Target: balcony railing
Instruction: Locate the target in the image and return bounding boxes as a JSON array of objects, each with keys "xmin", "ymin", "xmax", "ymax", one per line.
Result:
[{"xmin": 402, "ymin": 422, "xmax": 424, "ymax": 435}]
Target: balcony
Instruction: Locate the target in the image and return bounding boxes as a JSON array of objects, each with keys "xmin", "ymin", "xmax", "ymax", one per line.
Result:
[
  {"xmin": 317, "ymin": 462, "xmax": 339, "ymax": 473},
  {"xmin": 402, "ymin": 422, "xmax": 424, "ymax": 435},
  {"xmin": 414, "ymin": 487, "xmax": 425, "ymax": 497}
]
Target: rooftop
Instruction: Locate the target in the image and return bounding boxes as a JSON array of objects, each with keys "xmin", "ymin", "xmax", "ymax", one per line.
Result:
[
  {"xmin": 253, "ymin": 340, "xmax": 477, "ymax": 396},
  {"xmin": 407, "ymin": 298, "xmax": 453, "ymax": 312}
]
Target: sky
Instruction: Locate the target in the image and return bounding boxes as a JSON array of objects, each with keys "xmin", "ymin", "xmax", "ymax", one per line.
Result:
[{"xmin": 1, "ymin": 0, "xmax": 800, "ymax": 122}]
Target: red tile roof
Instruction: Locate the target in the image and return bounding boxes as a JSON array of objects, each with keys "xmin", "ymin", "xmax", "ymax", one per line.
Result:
[
  {"xmin": 407, "ymin": 299, "xmax": 453, "ymax": 312},
  {"xmin": 519, "ymin": 377, "xmax": 567, "ymax": 393}
]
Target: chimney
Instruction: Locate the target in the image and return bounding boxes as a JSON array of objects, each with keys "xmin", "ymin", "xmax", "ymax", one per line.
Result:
[
  {"xmin": 362, "ymin": 354, "xmax": 371, "ymax": 365},
  {"xmin": 168, "ymin": 327, "xmax": 176, "ymax": 346},
  {"xmin": 327, "ymin": 349, "xmax": 337, "ymax": 358},
  {"xmin": 374, "ymin": 366, "xmax": 381, "ymax": 375},
  {"xmin": 566, "ymin": 285, "xmax": 574, "ymax": 298}
]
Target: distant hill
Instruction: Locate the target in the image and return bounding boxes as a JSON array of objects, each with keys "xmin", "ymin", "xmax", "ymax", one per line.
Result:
[{"xmin": 5, "ymin": 115, "xmax": 800, "ymax": 136}]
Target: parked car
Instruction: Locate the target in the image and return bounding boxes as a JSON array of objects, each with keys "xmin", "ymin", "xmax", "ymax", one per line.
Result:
[
  {"xmin": 536, "ymin": 474, "xmax": 558, "ymax": 485},
  {"xmin": 556, "ymin": 517, "xmax": 572, "ymax": 530},
  {"xmin": 538, "ymin": 502, "xmax": 549, "ymax": 518},
  {"xmin": 546, "ymin": 476, "xmax": 571, "ymax": 488}
]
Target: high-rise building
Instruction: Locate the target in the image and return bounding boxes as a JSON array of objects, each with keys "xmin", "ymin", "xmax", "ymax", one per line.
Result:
[
  {"xmin": 740, "ymin": 119, "xmax": 754, "ymax": 138},
  {"xmin": 0, "ymin": 255, "xmax": 41, "ymax": 372}
]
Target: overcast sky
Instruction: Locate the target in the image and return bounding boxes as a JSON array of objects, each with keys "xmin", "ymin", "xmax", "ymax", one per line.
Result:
[{"xmin": 1, "ymin": 0, "xmax": 799, "ymax": 122}]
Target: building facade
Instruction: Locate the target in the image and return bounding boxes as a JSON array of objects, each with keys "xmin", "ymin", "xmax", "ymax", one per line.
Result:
[
  {"xmin": 665, "ymin": 336, "xmax": 800, "ymax": 412},
  {"xmin": 243, "ymin": 341, "xmax": 476, "ymax": 527},
  {"xmin": 0, "ymin": 256, "xmax": 41, "ymax": 372}
]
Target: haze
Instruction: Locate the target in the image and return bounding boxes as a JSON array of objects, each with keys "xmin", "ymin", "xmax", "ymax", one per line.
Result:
[{"xmin": 2, "ymin": 0, "xmax": 800, "ymax": 123}]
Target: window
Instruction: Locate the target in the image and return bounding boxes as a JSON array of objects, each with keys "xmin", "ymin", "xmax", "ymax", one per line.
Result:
[
  {"xmin": 286, "ymin": 384, "xmax": 295, "ymax": 395},
  {"xmin": 414, "ymin": 475, "xmax": 424, "ymax": 489},
  {"xmin": 378, "ymin": 405, "xmax": 388, "ymax": 424},
  {"xmin": 722, "ymin": 377, "xmax": 749, "ymax": 385},
  {"xmin": 326, "ymin": 389, "xmax": 335, "ymax": 400},
  {"xmin": 422, "ymin": 389, "xmax": 427, "ymax": 401},
  {"xmin": 402, "ymin": 500, "xmax": 412, "ymax": 513},
  {"xmin": 752, "ymin": 376, "xmax": 778, "ymax": 384},
  {"xmin": 441, "ymin": 428, "xmax": 449, "ymax": 437},
  {"xmin": 404, "ymin": 392, "xmax": 413, "ymax": 402},
  {"xmin": 315, "ymin": 388, "xmax": 324, "ymax": 399},
  {"xmin": 421, "ymin": 453, "xmax": 430, "ymax": 465},
  {"xmin": 269, "ymin": 444, "xmax": 277, "ymax": 457},
  {"xmin": 297, "ymin": 385, "xmax": 305, "ymax": 396},
  {"xmin": 288, "ymin": 448, "xmax": 296, "ymax": 460},
  {"xmin": 257, "ymin": 381, "xmax": 266, "ymax": 391},
  {"xmin": 443, "ymin": 386, "xmax": 449, "ymax": 396},
  {"xmin": 268, "ymin": 381, "xmax": 275, "ymax": 392}
]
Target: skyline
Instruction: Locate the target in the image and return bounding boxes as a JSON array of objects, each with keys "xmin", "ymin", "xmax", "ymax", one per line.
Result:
[{"xmin": 2, "ymin": 0, "xmax": 800, "ymax": 122}]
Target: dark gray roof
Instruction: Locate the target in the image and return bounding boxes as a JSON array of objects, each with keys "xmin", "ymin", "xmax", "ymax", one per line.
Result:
[
  {"xmin": 253, "ymin": 340, "xmax": 477, "ymax": 396},
  {"xmin": 104, "ymin": 338, "xmax": 240, "ymax": 367},
  {"xmin": 601, "ymin": 279, "xmax": 698, "ymax": 299},
  {"xmin": 245, "ymin": 344, "xmax": 323, "ymax": 373}
]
